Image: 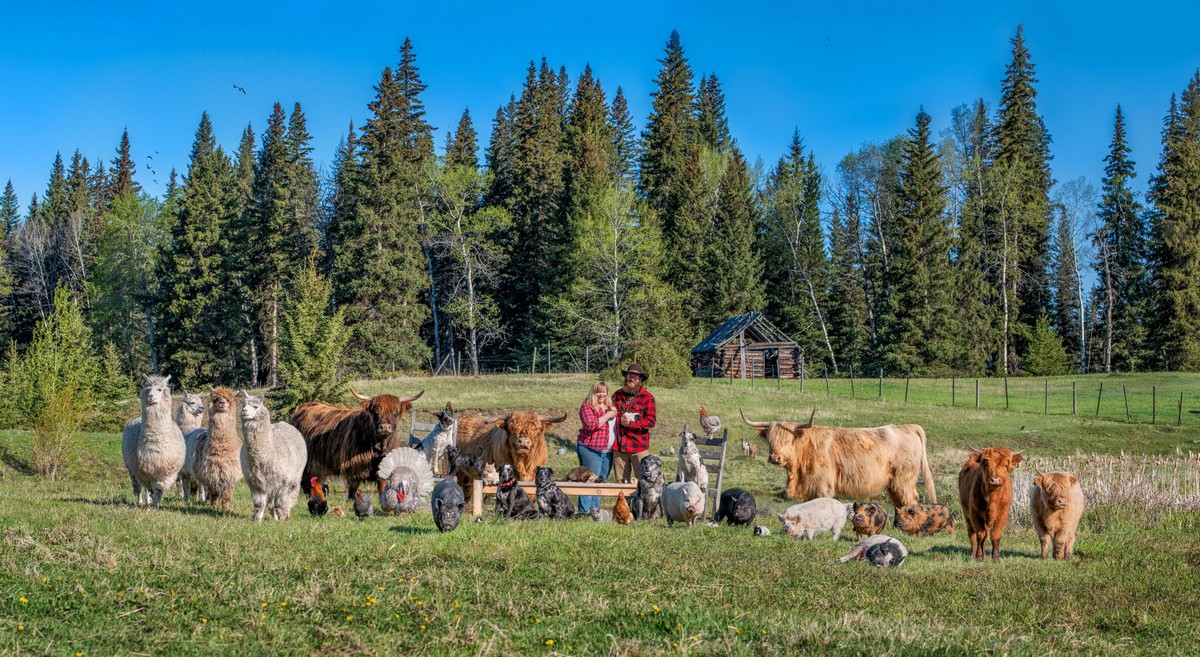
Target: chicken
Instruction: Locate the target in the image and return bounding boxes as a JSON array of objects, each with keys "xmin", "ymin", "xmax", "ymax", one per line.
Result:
[
  {"xmin": 353, "ymin": 489, "xmax": 373, "ymax": 518},
  {"xmin": 613, "ymin": 491, "xmax": 633, "ymax": 526},
  {"xmin": 308, "ymin": 476, "xmax": 329, "ymax": 517},
  {"xmin": 698, "ymin": 406, "xmax": 722, "ymax": 438},
  {"xmin": 377, "ymin": 447, "xmax": 434, "ymax": 515},
  {"xmin": 330, "ymin": 507, "xmax": 345, "ymax": 518}
]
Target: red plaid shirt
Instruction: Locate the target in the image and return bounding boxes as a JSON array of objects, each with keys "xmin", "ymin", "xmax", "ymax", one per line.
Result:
[
  {"xmin": 577, "ymin": 402, "xmax": 616, "ymax": 452},
  {"xmin": 612, "ymin": 385, "xmax": 656, "ymax": 453}
]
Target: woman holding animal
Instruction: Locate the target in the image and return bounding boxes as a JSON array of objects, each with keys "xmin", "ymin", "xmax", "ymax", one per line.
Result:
[{"xmin": 576, "ymin": 381, "xmax": 618, "ymax": 513}]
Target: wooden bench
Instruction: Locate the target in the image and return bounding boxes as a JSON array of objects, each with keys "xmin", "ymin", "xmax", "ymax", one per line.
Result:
[{"xmin": 470, "ymin": 479, "xmax": 637, "ymax": 516}]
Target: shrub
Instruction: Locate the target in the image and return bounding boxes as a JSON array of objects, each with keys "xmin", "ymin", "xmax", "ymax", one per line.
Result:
[
  {"xmin": 270, "ymin": 262, "xmax": 352, "ymax": 415},
  {"xmin": 1024, "ymin": 315, "xmax": 1071, "ymax": 376},
  {"xmin": 604, "ymin": 338, "xmax": 691, "ymax": 389}
]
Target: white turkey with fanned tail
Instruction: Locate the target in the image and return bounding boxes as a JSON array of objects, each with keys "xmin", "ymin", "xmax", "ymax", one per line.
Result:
[{"xmin": 377, "ymin": 447, "xmax": 435, "ymax": 515}]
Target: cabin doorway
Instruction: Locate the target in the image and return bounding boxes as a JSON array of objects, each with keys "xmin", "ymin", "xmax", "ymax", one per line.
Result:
[{"xmin": 763, "ymin": 348, "xmax": 779, "ymax": 379}]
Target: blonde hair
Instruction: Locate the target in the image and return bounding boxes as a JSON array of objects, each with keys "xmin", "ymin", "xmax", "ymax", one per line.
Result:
[{"xmin": 586, "ymin": 381, "xmax": 610, "ymax": 408}]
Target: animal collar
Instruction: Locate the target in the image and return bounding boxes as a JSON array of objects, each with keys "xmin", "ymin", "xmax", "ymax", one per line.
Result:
[{"xmin": 499, "ymin": 478, "xmax": 516, "ymax": 489}]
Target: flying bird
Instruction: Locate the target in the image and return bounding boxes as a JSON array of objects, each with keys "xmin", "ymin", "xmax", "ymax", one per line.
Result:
[{"xmin": 233, "ymin": 84, "xmax": 246, "ymax": 94}]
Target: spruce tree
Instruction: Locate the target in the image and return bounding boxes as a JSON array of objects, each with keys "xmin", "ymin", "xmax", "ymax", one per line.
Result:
[
  {"xmin": 990, "ymin": 25, "xmax": 1055, "ymax": 372},
  {"xmin": 948, "ymin": 100, "xmax": 996, "ymax": 374},
  {"xmin": 1092, "ymin": 105, "xmax": 1148, "ymax": 372},
  {"xmin": 1147, "ymin": 73, "xmax": 1200, "ymax": 370},
  {"xmin": 156, "ymin": 112, "xmax": 242, "ymax": 385},
  {"xmin": 694, "ymin": 73, "xmax": 731, "ymax": 154},
  {"xmin": 1048, "ymin": 202, "xmax": 1083, "ymax": 371},
  {"xmin": 271, "ymin": 258, "xmax": 351, "ymax": 415},
  {"xmin": 609, "ymin": 87, "xmax": 638, "ymax": 186},
  {"xmin": 333, "ymin": 40, "xmax": 433, "ymax": 374},
  {"xmin": 445, "ymin": 109, "xmax": 479, "ymax": 170},
  {"xmin": 707, "ymin": 146, "xmax": 763, "ymax": 326},
  {"xmin": 106, "ymin": 128, "xmax": 140, "ymax": 204},
  {"xmin": 638, "ymin": 30, "xmax": 696, "ymax": 215},
  {"xmin": 825, "ymin": 206, "xmax": 871, "ymax": 372},
  {"xmin": 1, "ymin": 181, "xmax": 19, "ymax": 239},
  {"xmin": 878, "ymin": 109, "xmax": 956, "ymax": 375},
  {"xmin": 322, "ymin": 121, "xmax": 356, "ymax": 274}
]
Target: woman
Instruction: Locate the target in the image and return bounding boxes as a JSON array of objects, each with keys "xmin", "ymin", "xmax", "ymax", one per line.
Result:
[{"xmin": 576, "ymin": 381, "xmax": 617, "ymax": 513}]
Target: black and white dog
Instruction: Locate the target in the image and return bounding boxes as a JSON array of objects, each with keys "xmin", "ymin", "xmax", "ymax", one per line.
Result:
[
  {"xmin": 534, "ymin": 466, "xmax": 575, "ymax": 519},
  {"xmin": 494, "ymin": 464, "xmax": 537, "ymax": 520},
  {"xmin": 633, "ymin": 455, "xmax": 665, "ymax": 520}
]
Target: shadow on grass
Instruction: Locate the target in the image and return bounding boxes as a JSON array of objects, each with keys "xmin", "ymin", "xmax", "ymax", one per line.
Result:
[
  {"xmin": 388, "ymin": 525, "xmax": 435, "ymax": 535},
  {"xmin": 61, "ymin": 495, "xmax": 234, "ymax": 519},
  {"xmin": 926, "ymin": 544, "xmax": 1044, "ymax": 560},
  {"xmin": 1, "ymin": 448, "xmax": 35, "ymax": 476}
]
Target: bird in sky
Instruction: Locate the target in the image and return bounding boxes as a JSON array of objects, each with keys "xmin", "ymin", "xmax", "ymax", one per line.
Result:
[{"xmin": 233, "ymin": 84, "xmax": 246, "ymax": 94}]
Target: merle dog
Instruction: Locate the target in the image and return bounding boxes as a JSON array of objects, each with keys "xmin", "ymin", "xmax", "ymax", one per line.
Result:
[
  {"xmin": 534, "ymin": 466, "xmax": 575, "ymax": 519},
  {"xmin": 634, "ymin": 455, "xmax": 665, "ymax": 520},
  {"xmin": 431, "ymin": 478, "xmax": 465, "ymax": 532},
  {"xmin": 494, "ymin": 464, "xmax": 537, "ymax": 520},
  {"xmin": 714, "ymin": 487, "xmax": 756, "ymax": 526}
]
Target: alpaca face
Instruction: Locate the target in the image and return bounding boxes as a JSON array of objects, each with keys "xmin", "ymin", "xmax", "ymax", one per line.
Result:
[
  {"xmin": 181, "ymin": 391, "xmax": 204, "ymax": 416},
  {"xmin": 240, "ymin": 395, "xmax": 268, "ymax": 422},
  {"xmin": 142, "ymin": 374, "xmax": 172, "ymax": 406}
]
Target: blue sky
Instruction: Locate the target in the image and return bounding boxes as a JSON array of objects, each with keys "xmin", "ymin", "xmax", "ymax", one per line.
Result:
[{"xmin": 1, "ymin": 1, "xmax": 1197, "ymax": 209}]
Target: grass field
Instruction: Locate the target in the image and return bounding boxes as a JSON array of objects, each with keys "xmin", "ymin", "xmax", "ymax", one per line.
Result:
[{"xmin": 3, "ymin": 373, "xmax": 1200, "ymax": 655}]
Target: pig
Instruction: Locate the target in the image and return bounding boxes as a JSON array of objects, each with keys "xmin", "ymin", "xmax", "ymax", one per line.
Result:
[
  {"xmin": 837, "ymin": 534, "xmax": 908, "ymax": 568},
  {"xmin": 778, "ymin": 497, "xmax": 847, "ymax": 540},
  {"xmin": 892, "ymin": 503, "xmax": 957, "ymax": 537},
  {"xmin": 430, "ymin": 478, "xmax": 466, "ymax": 532},
  {"xmin": 1030, "ymin": 471, "xmax": 1085, "ymax": 560},
  {"xmin": 753, "ymin": 525, "xmax": 772, "ymax": 536},
  {"xmin": 713, "ymin": 487, "xmax": 757, "ymax": 527},
  {"xmin": 663, "ymin": 481, "xmax": 705, "ymax": 528},
  {"xmin": 848, "ymin": 502, "xmax": 888, "ymax": 540}
]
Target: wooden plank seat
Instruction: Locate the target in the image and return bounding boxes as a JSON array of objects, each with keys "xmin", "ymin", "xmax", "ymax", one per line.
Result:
[{"xmin": 470, "ymin": 479, "xmax": 637, "ymax": 517}]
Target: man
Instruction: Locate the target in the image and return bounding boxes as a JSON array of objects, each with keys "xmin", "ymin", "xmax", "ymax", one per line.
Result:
[{"xmin": 611, "ymin": 363, "xmax": 656, "ymax": 483}]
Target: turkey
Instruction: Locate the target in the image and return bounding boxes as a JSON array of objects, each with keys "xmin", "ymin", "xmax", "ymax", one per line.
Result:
[
  {"xmin": 377, "ymin": 446, "xmax": 435, "ymax": 515},
  {"xmin": 698, "ymin": 406, "xmax": 722, "ymax": 438}
]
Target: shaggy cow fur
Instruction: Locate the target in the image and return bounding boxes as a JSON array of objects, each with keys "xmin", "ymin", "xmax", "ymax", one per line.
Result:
[
  {"xmin": 123, "ymin": 374, "xmax": 186, "ymax": 508},
  {"xmin": 456, "ymin": 411, "xmax": 566, "ymax": 481},
  {"xmin": 740, "ymin": 409, "xmax": 937, "ymax": 506},
  {"xmin": 714, "ymin": 487, "xmax": 757, "ymax": 526},
  {"xmin": 849, "ymin": 502, "xmax": 889, "ymax": 540},
  {"xmin": 534, "ymin": 467, "xmax": 575, "ymax": 519},
  {"xmin": 494, "ymin": 464, "xmax": 537, "ymax": 520},
  {"xmin": 1030, "ymin": 471, "xmax": 1085, "ymax": 560},
  {"xmin": 291, "ymin": 387, "xmax": 423, "ymax": 501},
  {"xmin": 633, "ymin": 455, "xmax": 665, "ymax": 520},
  {"xmin": 959, "ymin": 447, "xmax": 1022, "ymax": 561}
]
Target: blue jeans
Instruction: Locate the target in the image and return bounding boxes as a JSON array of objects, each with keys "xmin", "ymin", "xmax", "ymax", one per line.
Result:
[{"xmin": 576, "ymin": 444, "xmax": 613, "ymax": 513}]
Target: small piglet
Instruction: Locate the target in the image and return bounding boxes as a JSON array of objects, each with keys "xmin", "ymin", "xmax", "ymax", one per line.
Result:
[
  {"xmin": 848, "ymin": 502, "xmax": 888, "ymax": 540},
  {"xmin": 714, "ymin": 487, "xmax": 756, "ymax": 526},
  {"xmin": 663, "ymin": 481, "xmax": 705, "ymax": 528},
  {"xmin": 837, "ymin": 534, "xmax": 908, "ymax": 568},
  {"xmin": 893, "ymin": 503, "xmax": 956, "ymax": 537},
  {"xmin": 778, "ymin": 497, "xmax": 847, "ymax": 540},
  {"xmin": 431, "ymin": 478, "xmax": 466, "ymax": 532}
]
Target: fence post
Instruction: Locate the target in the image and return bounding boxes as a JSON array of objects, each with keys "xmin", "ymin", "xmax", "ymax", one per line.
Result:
[
  {"xmin": 975, "ymin": 379, "xmax": 980, "ymax": 409},
  {"xmin": 1152, "ymin": 386, "xmax": 1157, "ymax": 425},
  {"xmin": 532, "ymin": 348, "xmax": 537, "ymax": 375},
  {"xmin": 800, "ymin": 355, "xmax": 805, "ymax": 393},
  {"xmin": 547, "ymin": 342, "xmax": 551, "ymax": 374},
  {"xmin": 1178, "ymin": 392, "xmax": 1184, "ymax": 427},
  {"xmin": 1096, "ymin": 381, "xmax": 1104, "ymax": 417},
  {"xmin": 1044, "ymin": 377, "xmax": 1049, "ymax": 415},
  {"xmin": 849, "ymin": 365, "xmax": 855, "ymax": 399},
  {"xmin": 951, "ymin": 376, "xmax": 956, "ymax": 407},
  {"xmin": 1122, "ymin": 384, "xmax": 1130, "ymax": 421},
  {"xmin": 904, "ymin": 375, "xmax": 910, "ymax": 403},
  {"xmin": 879, "ymin": 368, "xmax": 883, "ymax": 399},
  {"xmin": 1072, "ymin": 381, "xmax": 1077, "ymax": 416},
  {"xmin": 585, "ymin": 347, "xmax": 589, "ymax": 373},
  {"xmin": 1004, "ymin": 377, "xmax": 1009, "ymax": 409}
]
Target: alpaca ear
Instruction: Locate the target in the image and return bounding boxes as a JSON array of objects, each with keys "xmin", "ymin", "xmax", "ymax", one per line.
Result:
[
  {"xmin": 238, "ymin": 389, "xmax": 249, "ymax": 398},
  {"xmin": 143, "ymin": 373, "xmax": 152, "ymax": 383},
  {"xmin": 163, "ymin": 375, "xmax": 171, "ymax": 385}
]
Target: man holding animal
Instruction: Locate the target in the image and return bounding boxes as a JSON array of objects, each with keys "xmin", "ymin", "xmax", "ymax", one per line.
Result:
[{"xmin": 611, "ymin": 363, "xmax": 656, "ymax": 483}]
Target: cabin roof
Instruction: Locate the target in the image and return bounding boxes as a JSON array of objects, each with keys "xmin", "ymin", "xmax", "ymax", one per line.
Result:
[{"xmin": 690, "ymin": 312, "xmax": 796, "ymax": 355}]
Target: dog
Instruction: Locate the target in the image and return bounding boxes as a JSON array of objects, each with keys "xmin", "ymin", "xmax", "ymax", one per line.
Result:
[
  {"xmin": 565, "ymin": 466, "xmax": 604, "ymax": 483},
  {"xmin": 534, "ymin": 466, "xmax": 575, "ymax": 519},
  {"xmin": 445, "ymin": 445, "xmax": 484, "ymax": 493},
  {"xmin": 634, "ymin": 455, "xmax": 665, "ymax": 520},
  {"xmin": 494, "ymin": 464, "xmax": 537, "ymax": 520}
]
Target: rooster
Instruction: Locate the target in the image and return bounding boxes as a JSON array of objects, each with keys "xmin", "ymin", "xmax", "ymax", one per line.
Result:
[
  {"xmin": 698, "ymin": 406, "xmax": 722, "ymax": 438},
  {"xmin": 613, "ymin": 491, "xmax": 633, "ymax": 526},
  {"xmin": 353, "ymin": 489, "xmax": 373, "ymax": 518},
  {"xmin": 307, "ymin": 476, "xmax": 329, "ymax": 517},
  {"xmin": 377, "ymin": 446, "xmax": 434, "ymax": 515}
]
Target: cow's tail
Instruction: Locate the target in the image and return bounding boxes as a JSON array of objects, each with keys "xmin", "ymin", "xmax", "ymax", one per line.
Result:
[{"xmin": 918, "ymin": 425, "xmax": 937, "ymax": 503}]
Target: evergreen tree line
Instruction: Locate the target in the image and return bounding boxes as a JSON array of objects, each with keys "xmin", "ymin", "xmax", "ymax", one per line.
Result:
[{"xmin": 2, "ymin": 28, "xmax": 1200, "ymax": 392}]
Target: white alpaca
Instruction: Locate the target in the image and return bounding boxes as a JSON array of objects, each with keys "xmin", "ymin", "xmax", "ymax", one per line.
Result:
[
  {"xmin": 122, "ymin": 374, "xmax": 186, "ymax": 508},
  {"xmin": 176, "ymin": 390, "xmax": 208, "ymax": 503},
  {"xmin": 239, "ymin": 392, "xmax": 306, "ymax": 522}
]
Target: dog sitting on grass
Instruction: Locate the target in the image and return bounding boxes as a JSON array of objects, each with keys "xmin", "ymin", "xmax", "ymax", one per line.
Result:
[{"xmin": 494, "ymin": 464, "xmax": 537, "ymax": 520}]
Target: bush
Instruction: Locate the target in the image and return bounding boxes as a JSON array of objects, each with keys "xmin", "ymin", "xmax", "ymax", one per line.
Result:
[
  {"xmin": 1024, "ymin": 315, "xmax": 1071, "ymax": 376},
  {"xmin": 604, "ymin": 338, "xmax": 691, "ymax": 389},
  {"xmin": 270, "ymin": 262, "xmax": 353, "ymax": 415}
]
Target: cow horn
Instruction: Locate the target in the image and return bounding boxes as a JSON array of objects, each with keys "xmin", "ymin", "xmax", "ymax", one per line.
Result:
[
  {"xmin": 483, "ymin": 413, "xmax": 508, "ymax": 424},
  {"xmin": 397, "ymin": 390, "xmax": 424, "ymax": 403},
  {"xmin": 539, "ymin": 413, "xmax": 568, "ymax": 424},
  {"xmin": 348, "ymin": 385, "xmax": 372, "ymax": 401},
  {"xmin": 739, "ymin": 408, "xmax": 771, "ymax": 428},
  {"xmin": 800, "ymin": 408, "xmax": 816, "ymax": 428}
]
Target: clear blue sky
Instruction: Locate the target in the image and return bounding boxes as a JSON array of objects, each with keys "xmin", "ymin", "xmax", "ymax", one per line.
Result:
[{"xmin": 1, "ymin": 1, "xmax": 1197, "ymax": 209}]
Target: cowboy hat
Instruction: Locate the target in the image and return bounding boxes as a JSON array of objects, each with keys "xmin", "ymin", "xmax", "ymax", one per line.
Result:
[{"xmin": 620, "ymin": 363, "xmax": 649, "ymax": 382}]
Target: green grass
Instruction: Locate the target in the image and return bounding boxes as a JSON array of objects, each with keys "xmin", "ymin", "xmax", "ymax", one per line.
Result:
[{"xmin": 3, "ymin": 373, "xmax": 1200, "ymax": 655}]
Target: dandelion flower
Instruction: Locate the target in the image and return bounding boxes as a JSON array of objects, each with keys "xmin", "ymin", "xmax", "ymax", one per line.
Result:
[
  {"xmin": 545, "ymin": 639, "xmax": 555, "ymax": 646},
  {"xmin": 420, "ymin": 624, "xmax": 426, "ymax": 630},
  {"xmin": 346, "ymin": 615, "xmax": 354, "ymax": 622},
  {"xmin": 691, "ymin": 636, "xmax": 699, "ymax": 642},
  {"xmin": 19, "ymin": 597, "xmax": 28, "ymax": 604},
  {"xmin": 262, "ymin": 602, "xmax": 268, "ymax": 608},
  {"xmin": 652, "ymin": 604, "xmax": 660, "ymax": 613},
  {"xmin": 17, "ymin": 625, "xmax": 24, "ymax": 631},
  {"xmin": 201, "ymin": 618, "xmax": 207, "ymax": 624},
  {"xmin": 280, "ymin": 602, "xmax": 287, "ymax": 608}
]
